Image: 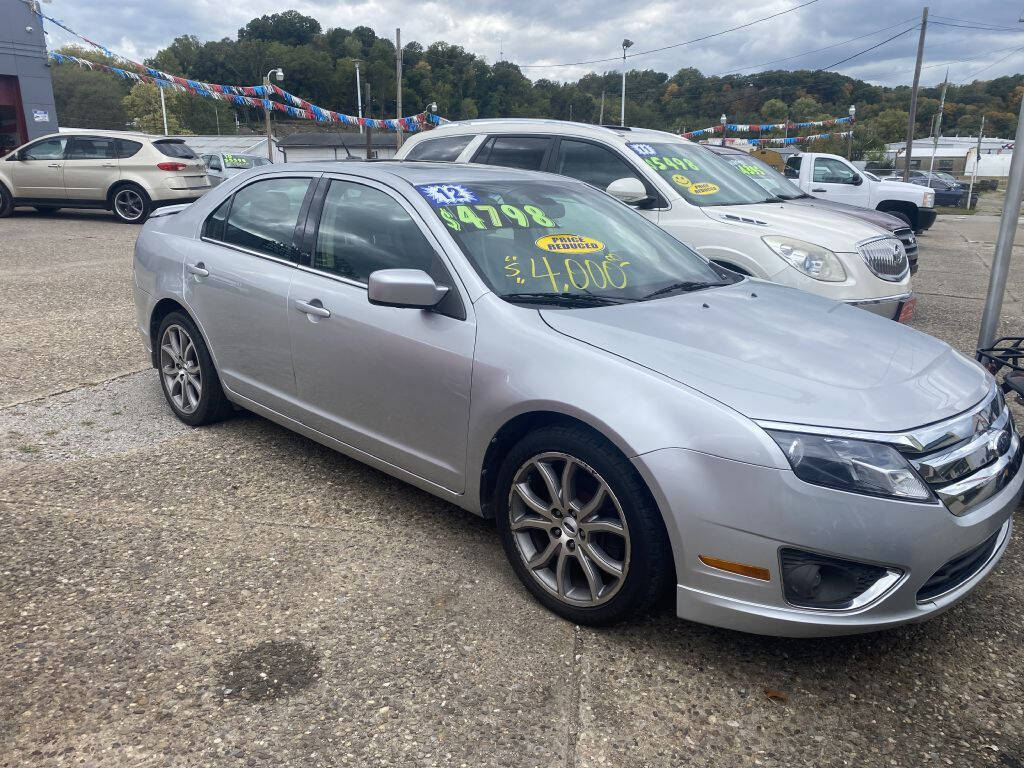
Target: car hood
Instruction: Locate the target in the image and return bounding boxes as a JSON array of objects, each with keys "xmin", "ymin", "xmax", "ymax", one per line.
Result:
[
  {"xmin": 785, "ymin": 197, "xmax": 906, "ymax": 233},
  {"xmin": 540, "ymin": 281, "xmax": 990, "ymax": 432},
  {"xmin": 701, "ymin": 203, "xmax": 887, "ymax": 251}
]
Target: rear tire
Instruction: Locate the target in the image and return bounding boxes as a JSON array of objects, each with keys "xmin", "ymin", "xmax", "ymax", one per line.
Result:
[
  {"xmin": 494, "ymin": 423, "xmax": 673, "ymax": 626},
  {"xmin": 110, "ymin": 183, "xmax": 152, "ymax": 224},
  {"xmin": 0, "ymin": 183, "xmax": 12, "ymax": 217},
  {"xmin": 155, "ymin": 311, "xmax": 233, "ymax": 426}
]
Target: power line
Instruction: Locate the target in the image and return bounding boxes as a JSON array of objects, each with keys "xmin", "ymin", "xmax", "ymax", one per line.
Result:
[
  {"xmin": 513, "ymin": 0, "xmax": 822, "ymax": 69},
  {"xmin": 930, "ymin": 15, "xmax": 1024, "ymax": 31},
  {"xmin": 929, "ymin": 20, "xmax": 1024, "ymax": 32},
  {"xmin": 819, "ymin": 25, "xmax": 918, "ymax": 70},
  {"xmin": 922, "ymin": 44, "xmax": 1024, "ymax": 70},
  {"xmin": 959, "ymin": 45, "xmax": 1024, "ymax": 84}
]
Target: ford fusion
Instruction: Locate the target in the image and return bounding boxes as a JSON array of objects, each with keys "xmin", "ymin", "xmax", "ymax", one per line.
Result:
[{"xmin": 133, "ymin": 161, "xmax": 1021, "ymax": 636}]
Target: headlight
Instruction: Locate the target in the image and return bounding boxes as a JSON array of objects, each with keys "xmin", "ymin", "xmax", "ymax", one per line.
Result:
[
  {"xmin": 767, "ymin": 430, "xmax": 931, "ymax": 501},
  {"xmin": 762, "ymin": 236, "xmax": 847, "ymax": 282},
  {"xmin": 923, "ymin": 189, "xmax": 935, "ymax": 208}
]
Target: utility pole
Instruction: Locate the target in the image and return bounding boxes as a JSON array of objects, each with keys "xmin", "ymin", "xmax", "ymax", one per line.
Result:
[
  {"xmin": 968, "ymin": 115, "xmax": 985, "ymax": 210},
  {"xmin": 365, "ymin": 81, "xmax": 373, "ymax": 160},
  {"xmin": 395, "ymin": 28, "xmax": 403, "ymax": 149},
  {"xmin": 598, "ymin": 91, "xmax": 605, "ymax": 124},
  {"xmin": 159, "ymin": 86, "xmax": 168, "ymax": 136},
  {"xmin": 620, "ymin": 39, "xmax": 633, "ymax": 127},
  {"xmin": 354, "ymin": 59, "xmax": 363, "ymax": 134},
  {"xmin": 902, "ymin": 7, "xmax": 928, "ymax": 182},
  {"xmin": 569, "ymin": 103, "xmax": 574, "ymax": 122},
  {"xmin": 927, "ymin": 69, "xmax": 949, "ymax": 177},
  {"xmin": 977, "ymin": 96, "xmax": 1024, "ymax": 349}
]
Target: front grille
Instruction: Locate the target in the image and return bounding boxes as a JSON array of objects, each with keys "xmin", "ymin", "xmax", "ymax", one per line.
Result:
[
  {"xmin": 917, "ymin": 526, "xmax": 1002, "ymax": 602},
  {"xmin": 902, "ymin": 390, "xmax": 1021, "ymax": 516},
  {"xmin": 894, "ymin": 227, "xmax": 918, "ymax": 272},
  {"xmin": 858, "ymin": 236, "xmax": 909, "ymax": 281}
]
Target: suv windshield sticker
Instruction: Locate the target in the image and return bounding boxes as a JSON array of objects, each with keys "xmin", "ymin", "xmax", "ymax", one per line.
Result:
[
  {"xmin": 436, "ymin": 203, "xmax": 557, "ymax": 232},
  {"xmin": 626, "ymin": 143, "xmax": 657, "ymax": 156},
  {"xmin": 689, "ymin": 182, "xmax": 720, "ymax": 195},
  {"xmin": 535, "ymin": 234, "xmax": 605, "ymax": 254},
  {"xmin": 223, "ymin": 154, "xmax": 253, "ymax": 168},
  {"xmin": 642, "ymin": 155, "xmax": 701, "ymax": 172},
  {"xmin": 417, "ymin": 184, "xmax": 479, "ymax": 207},
  {"xmin": 670, "ymin": 173, "xmax": 691, "ymax": 187}
]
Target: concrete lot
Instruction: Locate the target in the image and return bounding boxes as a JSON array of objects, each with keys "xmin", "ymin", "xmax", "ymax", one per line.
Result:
[{"xmin": 1, "ymin": 205, "xmax": 1023, "ymax": 768}]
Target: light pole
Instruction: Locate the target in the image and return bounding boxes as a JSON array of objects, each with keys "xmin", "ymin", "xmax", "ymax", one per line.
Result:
[
  {"xmin": 263, "ymin": 68, "xmax": 284, "ymax": 163},
  {"xmin": 620, "ymin": 39, "xmax": 633, "ymax": 127},
  {"xmin": 353, "ymin": 59, "xmax": 363, "ymax": 134},
  {"xmin": 720, "ymin": 113, "xmax": 727, "ymax": 146},
  {"xmin": 847, "ymin": 104, "xmax": 856, "ymax": 159}
]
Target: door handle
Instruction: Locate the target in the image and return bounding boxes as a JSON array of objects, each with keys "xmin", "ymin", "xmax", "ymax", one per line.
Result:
[
  {"xmin": 186, "ymin": 262, "xmax": 209, "ymax": 277},
  {"xmin": 102, "ymin": 163, "xmax": 117, "ymax": 168},
  {"xmin": 47, "ymin": 163, "xmax": 61, "ymax": 168},
  {"xmin": 295, "ymin": 299, "xmax": 331, "ymax": 318},
  {"xmin": 811, "ymin": 187, "xmax": 827, "ymax": 192}
]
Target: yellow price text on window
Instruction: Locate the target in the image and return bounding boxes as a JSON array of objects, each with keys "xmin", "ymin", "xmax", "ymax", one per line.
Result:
[
  {"xmin": 671, "ymin": 173, "xmax": 691, "ymax": 187},
  {"xmin": 438, "ymin": 204, "xmax": 556, "ymax": 232},
  {"xmin": 519, "ymin": 254, "xmax": 629, "ymax": 290},
  {"xmin": 645, "ymin": 156, "xmax": 700, "ymax": 172},
  {"xmin": 688, "ymin": 182, "xmax": 720, "ymax": 196},
  {"xmin": 737, "ymin": 163, "xmax": 766, "ymax": 176}
]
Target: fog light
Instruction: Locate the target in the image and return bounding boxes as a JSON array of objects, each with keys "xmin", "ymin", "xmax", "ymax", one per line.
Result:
[{"xmin": 780, "ymin": 549, "xmax": 897, "ymax": 609}]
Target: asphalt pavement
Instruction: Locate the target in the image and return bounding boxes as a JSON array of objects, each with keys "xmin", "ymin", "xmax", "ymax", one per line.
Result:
[{"xmin": 1, "ymin": 205, "xmax": 1023, "ymax": 768}]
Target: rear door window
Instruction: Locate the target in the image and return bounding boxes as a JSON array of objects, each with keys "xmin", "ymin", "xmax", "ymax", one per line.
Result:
[
  {"xmin": 115, "ymin": 139, "xmax": 143, "ymax": 158},
  {"xmin": 405, "ymin": 135, "xmax": 474, "ymax": 162},
  {"xmin": 221, "ymin": 177, "xmax": 312, "ymax": 261},
  {"xmin": 67, "ymin": 136, "xmax": 118, "ymax": 160},
  {"xmin": 154, "ymin": 140, "xmax": 198, "ymax": 159},
  {"xmin": 473, "ymin": 136, "xmax": 552, "ymax": 170}
]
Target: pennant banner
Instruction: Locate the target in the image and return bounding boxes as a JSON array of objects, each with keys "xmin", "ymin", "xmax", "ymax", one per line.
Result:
[
  {"xmin": 48, "ymin": 52, "xmax": 443, "ymax": 132},
  {"xmin": 682, "ymin": 115, "xmax": 853, "ymax": 140},
  {"xmin": 709, "ymin": 131, "xmax": 854, "ymax": 146}
]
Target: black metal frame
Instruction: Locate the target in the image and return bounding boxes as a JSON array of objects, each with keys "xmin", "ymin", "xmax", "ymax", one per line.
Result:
[{"xmin": 976, "ymin": 337, "xmax": 1024, "ymax": 397}]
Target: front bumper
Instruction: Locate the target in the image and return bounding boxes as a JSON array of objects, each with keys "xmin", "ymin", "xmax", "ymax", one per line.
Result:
[
  {"xmin": 633, "ymin": 446, "xmax": 1022, "ymax": 637},
  {"xmin": 917, "ymin": 207, "xmax": 937, "ymax": 231},
  {"xmin": 846, "ymin": 293, "xmax": 915, "ymax": 322}
]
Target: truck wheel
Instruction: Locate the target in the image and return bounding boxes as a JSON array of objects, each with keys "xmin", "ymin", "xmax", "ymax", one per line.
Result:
[{"xmin": 0, "ymin": 183, "xmax": 12, "ymax": 217}]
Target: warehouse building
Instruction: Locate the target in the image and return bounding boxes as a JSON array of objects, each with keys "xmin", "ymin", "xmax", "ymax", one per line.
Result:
[
  {"xmin": 886, "ymin": 136, "xmax": 1015, "ymax": 176},
  {"xmin": 0, "ymin": 0, "xmax": 58, "ymax": 154}
]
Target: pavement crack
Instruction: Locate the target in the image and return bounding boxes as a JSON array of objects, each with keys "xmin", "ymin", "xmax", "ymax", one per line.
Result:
[
  {"xmin": 0, "ymin": 366, "xmax": 149, "ymax": 411},
  {"xmin": 564, "ymin": 624, "xmax": 584, "ymax": 768}
]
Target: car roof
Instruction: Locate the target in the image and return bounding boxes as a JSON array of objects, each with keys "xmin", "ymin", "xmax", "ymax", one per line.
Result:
[
  {"xmin": 244, "ymin": 159, "xmax": 594, "ymax": 187},
  {"xmin": 411, "ymin": 118, "xmax": 687, "ymax": 145},
  {"xmin": 50, "ymin": 129, "xmax": 181, "ymax": 140}
]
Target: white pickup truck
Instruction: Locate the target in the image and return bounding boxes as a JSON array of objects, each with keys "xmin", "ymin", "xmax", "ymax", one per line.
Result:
[{"xmin": 784, "ymin": 152, "xmax": 937, "ymax": 233}]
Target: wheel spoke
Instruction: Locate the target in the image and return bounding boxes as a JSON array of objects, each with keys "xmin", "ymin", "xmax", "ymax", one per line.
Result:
[
  {"xmin": 532, "ymin": 460, "xmax": 561, "ymax": 506},
  {"xmin": 513, "ymin": 482, "xmax": 553, "ymax": 519},
  {"xmin": 576, "ymin": 486, "xmax": 607, "ymax": 520},
  {"xmin": 169, "ymin": 329, "xmax": 181, "ymax": 357},
  {"xmin": 510, "ymin": 514, "xmax": 552, "ymax": 532},
  {"xmin": 555, "ymin": 547, "xmax": 570, "ymax": 597},
  {"xmin": 526, "ymin": 539, "xmax": 559, "ymax": 570},
  {"xmin": 184, "ymin": 379, "xmax": 200, "ymax": 408},
  {"xmin": 560, "ymin": 460, "xmax": 577, "ymax": 510},
  {"xmin": 580, "ymin": 541, "xmax": 623, "ymax": 578},
  {"xmin": 575, "ymin": 549, "xmax": 601, "ymax": 601},
  {"xmin": 160, "ymin": 343, "xmax": 176, "ymax": 360},
  {"xmin": 581, "ymin": 518, "xmax": 624, "ymax": 536},
  {"xmin": 161, "ymin": 363, "xmax": 177, "ymax": 376}
]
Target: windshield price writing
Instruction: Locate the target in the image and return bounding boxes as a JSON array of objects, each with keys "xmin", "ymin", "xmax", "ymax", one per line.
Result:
[
  {"xmin": 504, "ymin": 253, "xmax": 630, "ymax": 291},
  {"xmin": 438, "ymin": 204, "xmax": 555, "ymax": 232}
]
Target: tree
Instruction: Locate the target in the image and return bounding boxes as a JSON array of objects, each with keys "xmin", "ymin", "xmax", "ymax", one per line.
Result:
[
  {"xmin": 238, "ymin": 11, "xmax": 321, "ymax": 47},
  {"xmin": 791, "ymin": 96, "xmax": 819, "ymax": 121},
  {"xmin": 50, "ymin": 47, "xmax": 130, "ymax": 129},
  {"xmin": 123, "ymin": 82, "xmax": 188, "ymax": 134},
  {"xmin": 760, "ymin": 98, "xmax": 788, "ymax": 123}
]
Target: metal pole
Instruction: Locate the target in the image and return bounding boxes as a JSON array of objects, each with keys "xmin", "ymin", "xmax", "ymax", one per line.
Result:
[
  {"xmin": 977, "ymin": 97, "xmax": 1024, "ymax": 349},
  {"xmin": 968, "ymin": 115, "xmax": 985, "ymax": 210},
  {"xmin": 264, "ymin": 75, "xmax": 273, "ymax": 163},
  {"xmin": 395, "ymin": 28, "xmax": 403, "ymax": 149},
  {"xmin": 620, "ymin": 50, "xmax": 626, "ymax": 126},
  {"xmin": 365, "ymin": 81, "xmax": 373, "ymax": 160},
  {"xmin": 903, "ymin": 7, "xmax": 928, "ymax": 182},
  {"xmin": 159, "ymin": 86, "xmax": 168, "ymax": 136},
  {"xmin": 599, "ymin": 91, "xmax": 605, "ymax": 124},
  {"xmin": 928, "ymin": 72, "xmax": 948, "ymax": 177},
  {"xmin": 355, "ymin": 59, "xmax": 363, "ymax": 135}
]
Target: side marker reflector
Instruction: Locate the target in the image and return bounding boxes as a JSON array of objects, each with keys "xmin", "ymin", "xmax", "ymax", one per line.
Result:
[{"xmin": 699, "ymin": 555, "xmax": 771, "ymax": 581}]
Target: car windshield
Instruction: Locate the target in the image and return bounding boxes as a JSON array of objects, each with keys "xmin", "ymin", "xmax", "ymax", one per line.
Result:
[
  {"xmin": 624, "ymin": 141, "xmax": 772, "ymax": 206},
  {"xmin": 417, "ymin": 179, "xmax": 737, "ymax": 305},
  {"xmin": 223, "ymin": 154, "xmax": 267, "ymax": 170},
  {"xmin": 715, "ymin": 152, "xmax": 805, "ymax": 200}
]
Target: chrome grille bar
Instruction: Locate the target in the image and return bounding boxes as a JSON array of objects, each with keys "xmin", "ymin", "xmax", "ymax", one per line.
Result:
[{"xmin": 858, "ymin": 236, "xmax": 909, "ymax": 282}]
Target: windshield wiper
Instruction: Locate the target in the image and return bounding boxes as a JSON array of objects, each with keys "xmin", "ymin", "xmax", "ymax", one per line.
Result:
[
  {"xmin": 761, "ymin": 195, "xmax": 787, "ymax": 203},
  {"xmin": 641, "ymin": 281, "xmax": 730, "ymax": 300},
  {"xmin": 503, "ymin": 291, "xmax": 629, "ymax": 307}
]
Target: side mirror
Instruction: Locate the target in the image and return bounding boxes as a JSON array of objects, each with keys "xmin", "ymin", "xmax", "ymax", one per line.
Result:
[
  {"xmin": 606, "ymin": 177, "xmax": 649, "ymax": 205},
  {"xmin": 6, "ymin": 151, "xmax": 22, "ymax": 161},
  {"xmin": 851, "ymin": 174, "xmax": 863, "ymax": 186},
  {"xmin": 367, "ymin": 268, "xmax": 448, "ymax": 309}
]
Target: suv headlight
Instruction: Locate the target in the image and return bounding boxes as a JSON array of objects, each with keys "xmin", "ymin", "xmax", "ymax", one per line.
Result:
[
  {"xmin": 767, "ymin": 430, "xmax": 931, "ymax": 501},
  {"xmin": 762, "ymin": 236, "xmax": 847, "ymax": 282},
  {"xmin": 923, "ymin": 189, "xmax": 935, "ymax": 208}
]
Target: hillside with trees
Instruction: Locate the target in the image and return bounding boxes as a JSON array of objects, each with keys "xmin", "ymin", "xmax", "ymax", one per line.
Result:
[{"xmin": 51, "ymin": 9, "xmax": 1024, "ymax": 160}]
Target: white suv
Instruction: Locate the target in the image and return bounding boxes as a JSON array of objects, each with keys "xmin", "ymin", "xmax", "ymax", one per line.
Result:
[
  {"xmin": 396, "ymin": 120, "xmax": 914, "ymax": 320},
  {"xmin": 0, "ymin": 130, "xmax": 211, "ymax": 223}
]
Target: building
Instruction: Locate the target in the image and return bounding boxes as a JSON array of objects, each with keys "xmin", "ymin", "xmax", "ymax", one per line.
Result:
[
  {"xmin": 277, "ymin": 131, "xmax": 400, "ymax": 162},
  {"xmin": 0, "ymin": 0, "xmax": 58, "ymax": 154},
  {"xmin": 885, "ymin": 136, "xmax": 1015, "ymax": 176}
]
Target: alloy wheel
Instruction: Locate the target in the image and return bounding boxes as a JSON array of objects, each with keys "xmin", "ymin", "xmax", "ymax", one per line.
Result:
[
  {"xmin": 508, "ymin": 452, "xmax": 630, "ymax": 607},
  {"xmin": 114, "ymin": 188, "xmax": 145, "ymax": 221},
  {"xmin": 160, "ymin": 324, "xmax": 202, "ymax": 414}
]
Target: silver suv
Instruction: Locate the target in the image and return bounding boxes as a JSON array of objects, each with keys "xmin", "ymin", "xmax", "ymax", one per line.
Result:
[{"xmin": 0, "ymin": 130, "xmax": 210, "ymax": 223}]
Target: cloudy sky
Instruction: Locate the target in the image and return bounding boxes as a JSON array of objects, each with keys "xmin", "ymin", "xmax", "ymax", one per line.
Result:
[{"xmin": 40, "ymin": 0, "xmax": 1024, "ymax": 88}]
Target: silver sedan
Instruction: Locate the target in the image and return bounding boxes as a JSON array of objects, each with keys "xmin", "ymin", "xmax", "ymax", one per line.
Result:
[{"xmin": 132, "ymin": 161, "xmax": 1021, "ymax": 636}]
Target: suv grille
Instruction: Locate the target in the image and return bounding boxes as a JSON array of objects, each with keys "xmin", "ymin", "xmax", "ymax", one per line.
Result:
[{"xmin": 858, "ymin": 236, "xmax": 909, "ymax": 281}]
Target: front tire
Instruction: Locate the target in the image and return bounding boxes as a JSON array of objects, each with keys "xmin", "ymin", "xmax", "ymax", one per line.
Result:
[
  {"xmin": 494, "ymin": 424, "xmax": 673, "ymax": 626},
  {"xmin": 156, "ymin": 312, "xmax": 232, "ymax": 426},
  {"xmin": 0, "ymin": 183, "xmax": 12, "ymax": 217},
  {"xmin": 111, "ymin": 183, "xmax": 152, "ymax": 224}
]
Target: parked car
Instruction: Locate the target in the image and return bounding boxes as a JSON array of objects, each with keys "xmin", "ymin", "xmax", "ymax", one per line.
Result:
[
  {"xmin": 0, "ymin": 129, "xmax": 210, "ymax": 223},
  {"xmin": 907, "ymin": 176, "xmax": 972, "ymax": 208},
  {"xmin": 396, "ymin": 120, "xmax": 913, "ymax": 321},
  {"xmin": 201, "ymin": 152, "xmax": 270, "ymax": 186},
  {"xmin": 881, "ymin": 169, "xmax": 962, "ymax": 188},
  {"xmin": 707, "ymin": 145, "xmax": 919, "ymax": 275},
  {"xmin": 784, "ymin": 152, "xmax": 937, "ymax": 233},
  {"xmin": 134, "ymin": 161, "xmax": 1021, "ymax": 636}
]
